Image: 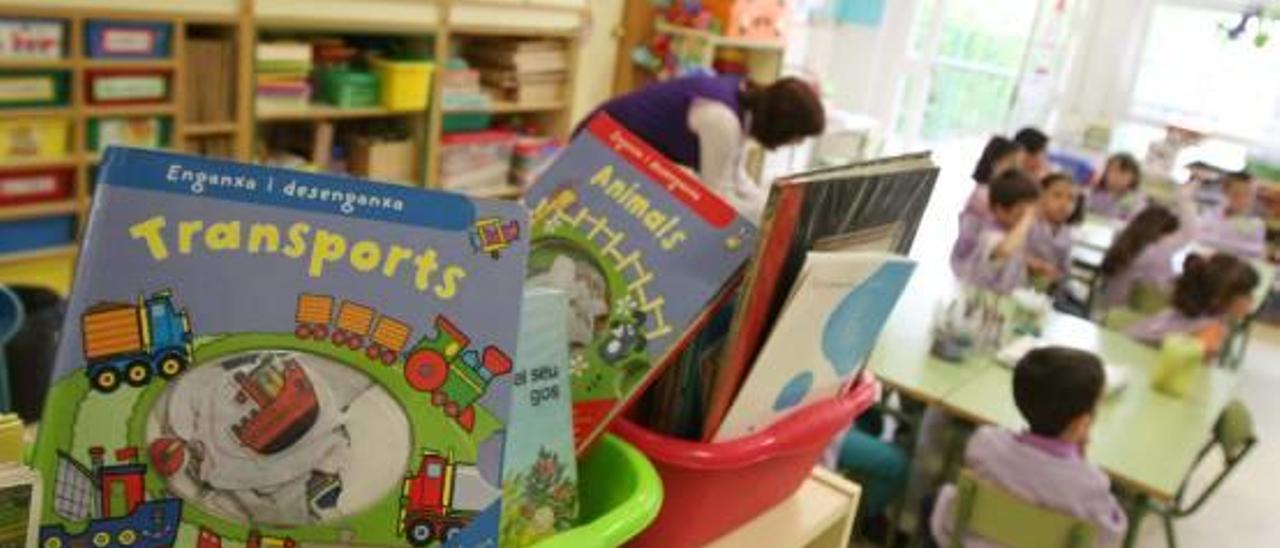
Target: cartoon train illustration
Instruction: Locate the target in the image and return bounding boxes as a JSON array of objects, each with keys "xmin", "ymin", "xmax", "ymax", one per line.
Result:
[
  {"xmin": 231, "ymin": 357, "xmax": 320, "ymax": 455},
  {"xmin": 403, "ymin": 315, "xmax": 514, "ymax": 432},
  {"xmin": 294, "ymin": 294, "xmax": 413, "ymax": 365},
  {"xmin": 469, "ymin": 217, "xmax": 521, "ymax": 259},
  {"xmin": 399, "ymin": 450, "xmax": 477, "ymax": 547},
  {"xmin": 196, "ymin": 527, "xmax": 223, "ymax": 548},
  {"xmin": 81, "ymin": 291, "xmax": 193, "ymax": 393},
  {"xmin": 40, "ymin": 446, "xmax": 183, "ymax": 548},
  {"xmin": 195, "ymin": 527, "xmax": 296, "ymax": 548}
]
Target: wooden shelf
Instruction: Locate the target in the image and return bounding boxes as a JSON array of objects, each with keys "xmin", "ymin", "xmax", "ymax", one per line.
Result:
[
  {"xmin": 0, "ymin": 156, "xmax": 80, "ymax": 170},
  {"xmin": 445, "ymin": 100, "xmax": 566, "ymax": 115},
  {"xmin": 0, "ymin": 107, "xmax": 75, "ymax": 118},
  {"xmin": 183, "ymin": 122, "xmax": 239, "ymax": 136},
  {"xmin": 257, "ymin": 104, "xmax": 426, "ymax": 121},
  {"xmin": 0, "ymin": 244, "xmax": 77, "ymax": 266},
  {"xmin": 0, "ymin": 200, "xmax": 79, "ymax": 222},
  {"xmin": 465, "ymin": 186, "xmax": 523, "ymax": 200},
  {"xmin": 82, "ymin": 58, "xmax": 178, "ymax": 70},
  {"xmin": 84, "ymin": 103, "xmax": 178, "ymax": 117},
  {"xmin": 0, "ymin": 58, "xmax": 74, "ymax": 70},
  {"xmin": 654, "ymin": 20, "xmax": 784, "ymax": 51}
]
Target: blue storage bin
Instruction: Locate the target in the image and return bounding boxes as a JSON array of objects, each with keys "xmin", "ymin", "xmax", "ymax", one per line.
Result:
[
  {"xmin": 0, "ymin": 215, "xmax": 74, "ymax": 254},
  {"xmin": 85, "ymin": 20, "xmax": 171, "ymax": 59}
]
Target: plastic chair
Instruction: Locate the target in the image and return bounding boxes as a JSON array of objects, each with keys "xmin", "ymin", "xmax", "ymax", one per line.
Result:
[
  {"xmin": 1148, "ymin": 399, "xmax": 1257, "ymax": 548},
  {"xmin": 949, "ymin": 468, "xmax": 1097, "ymax": 548},
  {"xmin": 0, "ymin": 286, "xmax": 24, "ymax": 413}
]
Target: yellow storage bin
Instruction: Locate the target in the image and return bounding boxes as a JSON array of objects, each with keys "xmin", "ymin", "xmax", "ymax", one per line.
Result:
[
  {"xmin": 0, "ymin": 117, "xmax": 69, "ymax": 161},
  {"xmin": 374, "ymin": 59, "xmax": 433, "ymax": 112}
]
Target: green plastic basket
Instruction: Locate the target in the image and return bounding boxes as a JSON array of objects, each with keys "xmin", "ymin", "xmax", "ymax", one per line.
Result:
[{"xmin": 535, "ymin": 435, "xmax": 663, "ymax": 548}]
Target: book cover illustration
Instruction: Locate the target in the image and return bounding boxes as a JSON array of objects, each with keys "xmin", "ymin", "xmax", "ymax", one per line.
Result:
[
  {"xmin": 524, "ymin": 114, "xmax": 757, "ymax": 452},
  {"xmin": 703, "ymin": 153, "xmax": 939, "ymax": 440},
  {"xmin": 500, "ymin": 289, "xmax": 577, "ymax": 547},
  {"xmin": 32, "ymin": 148, "xmax": 530, "ymax": 547},
  {"xmin": 713, "ymin": 251, "xmax": 915, "ymax": 441}
]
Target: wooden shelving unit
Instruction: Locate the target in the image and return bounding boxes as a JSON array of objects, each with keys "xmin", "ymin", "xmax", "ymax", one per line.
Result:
[{"xmin": 0, "ymin": 0, "xmax": 590, "ymax": 292}]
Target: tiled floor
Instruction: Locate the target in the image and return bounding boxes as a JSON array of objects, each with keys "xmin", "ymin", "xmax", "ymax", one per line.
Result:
[{"xmin": 906, "ymin": 140, "xmax": 1280, "ymax": 546}]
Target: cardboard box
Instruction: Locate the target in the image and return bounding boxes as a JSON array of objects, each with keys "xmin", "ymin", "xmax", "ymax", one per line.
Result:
[{"xmin": 350, "ymin": 138, "xmax": 415, "ymax": 184}]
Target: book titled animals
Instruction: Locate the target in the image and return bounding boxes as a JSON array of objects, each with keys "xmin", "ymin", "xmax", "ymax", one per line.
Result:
[
  {"xmin": 524, "ymin": 114, "xmax": 757, "ymax": 452},
  {"xmin": 32, "ymin": 147, "xmax": 530, "ymax": 547}
]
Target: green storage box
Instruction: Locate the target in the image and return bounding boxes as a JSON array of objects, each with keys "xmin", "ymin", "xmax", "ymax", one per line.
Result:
[
  {"xmin": 443, "ymin": 112, "xmax": 492, "ymax": 133},
  {"xmin": 317, "ymin": 69, "xmax": 379, "ymax": 108},
  {"xmin": 535, "ymin": 435, "xmax": 663, "ymax": 548},
  {"xmin": 0, "ymin": 70, "xmax": 69, "ymax": 108}
]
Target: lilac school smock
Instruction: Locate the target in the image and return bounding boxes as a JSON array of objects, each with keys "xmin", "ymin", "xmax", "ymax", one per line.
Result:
[
  {"xmin": 955, "ymin": 218, "xmax": 1028, "ymax": 294},
  {"xmin": 1125, "ymin": 309, "xmax": 1223, "ymax": 347},
  {"xmin": 1026, "ymin": 217, "xmax": 1073, "ymax": 279},
  {"xmin": 1087, "ymin": 187, "xmax": 1146, "ymax": 222},
  {"xmin": 587, "ymin": 75, "xmax": 743, "ymax": 169},
  {"xmin": 931, "ymin": 427, "xmax": 1127, "ymax": 547},
  {"xmin": 1198, "ymin": 207, "xmax": 1267, "ymax": 260},
  {"xmin": 950, "ymin": 185, "xmax": 992, "ymax": 275}
]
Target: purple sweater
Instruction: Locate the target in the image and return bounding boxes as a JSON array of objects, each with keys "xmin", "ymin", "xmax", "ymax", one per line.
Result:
[
  {"xmin": 953, "ymin": 218, "xmax": 1029, "ymax": 295},
  {"xmin": 932, "ymin": 427, "xmax": 1127, "ymax": 547},
  {"xmin": 1088, "ymin": 187, "xmax": 1146, "ymax": 222},
  {"xmin": 1198, "ymin": 208, "xmax": 1267, "ymax": 259},
  {"xmin": 1027, "ymin": 217, "xmax": 1073, "ymax": 281},
  {"xmin": 589, "ymin": 75, "xmax": 744, "ymax": 169}
]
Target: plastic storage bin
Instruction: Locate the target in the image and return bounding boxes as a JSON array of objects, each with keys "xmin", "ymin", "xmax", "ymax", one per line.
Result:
[
  {"xmin": 374, "ymin": 58, "xmax": 433, "ymax": 111},
  {"xmin": 440, "ymin": 130, "xmax": 516, "ymax": 191},
  {"xmin": 0, "ymin": 118, "xmax": 69, "ymax": 161},
  {"xmin": 85, "ymin": 68, "xmax": 170, "ymax": 105},
  {"xmin": 0, "ymin": 18, "xmax": 66, "ymax": 60},
  {"xmin": 0, "ymin": 70, "xmax": 69, "ymax": 108},
  {"xmin": 316, "ymin": 69, "xmax": 379, "ymax": 108},
  {"xmin": 85, "ymin": 20, "xmax": 171, "ymax": 58},
  {"xmin": 0, "ymin": 215, "xmax": 75, "ymax": 254},
  {"xmin": 535, "ymin": 434, "xmax": 663, "ymax": 548},
  {"xmin": 0, "ymin": 168, "xmax": 72, "ymax": 205},
  {"xmin": 87, "ymin": 117, "xmax": 170, "ymax": 151},
  {"xmin": 612, "ymin": 376, "xmax": 879, "ymax": 547}
]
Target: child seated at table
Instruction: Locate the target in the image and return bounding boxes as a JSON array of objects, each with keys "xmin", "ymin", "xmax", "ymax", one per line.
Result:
[
  {"xmin": 1199, "ymin": 171, "xmax": 1267, "ymax": 260},
  {"xmin": 1087, "ymin": 153, "xmax": 1145, "ymax": 222},
  {"xmin": 952, "ymin": 136, "xmax": 1025, "ymax": 274},
  {"xmin": 930, "ymin": 346, "xmax": 1127, "ymax": 546},
  {"xmin": 953, "ymin": 170, "xmax": 1040, "ymax": 294},
  {"xmin": 1027, "ymin": 173, "xmax": 1081, "ymax": 291},
  {"xmin": 1015, "ymin": 127, "xmax": 1051, "ymax": 180},
  {"xmin": 1099, "ymin": 185, "xmax": 1200, "ymax": 311},
  {"xmin": 1126, "ymin": 253, "xmax": 1259, "ymax": 356}
]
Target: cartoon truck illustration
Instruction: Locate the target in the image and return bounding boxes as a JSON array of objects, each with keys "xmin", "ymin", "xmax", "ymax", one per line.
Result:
[
  {"xmin": 231, "ymin": 357, "xmax": 320, "ymax": 455},
  {"xmin": 368, "ymin": 315, "xmax": 412, "ymax": 365},
  {"xmin": 469, "ymin": 218, "xmax": 521, "ymax": 259},
  {"xmin": 403, "ymin": 315, "xmax": 513, "ymax": 432},
  {"xmin": 40, "ymin": 446, "xmax": 182, "ymax": 548},
  {"xmin": 294, "ymin": 293, "xmax": 334, "ymax": 340},
  {"xmin": 81, "ymin": 291, "xmax": 193, "ymax": 393},
  {"xmin": 399, "ymin": 451, "xmax": 477, "ymax": 547},
  {"xmin": 331, "ymin": 300, "xmax": 375, "ymax": 350}
]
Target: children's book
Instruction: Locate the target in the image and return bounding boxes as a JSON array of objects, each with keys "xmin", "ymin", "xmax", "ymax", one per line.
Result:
[
  {"xmin": 524, "ymin": 114, "xmax": 757, "ymax": 453},
  {"xmin": 703, "ymin": 153, "xmax": 939, "ymax": 440},
  {"xmin": 501, "ymin": 289, "xmax": 577, "ymax": 547},
  {"xmin": 712, "ymin": 251, "xmax": 915, "ymax": 441},
  {"xmin": 32, "ymin": 147, "xmax": 530, "ymax": 547}
]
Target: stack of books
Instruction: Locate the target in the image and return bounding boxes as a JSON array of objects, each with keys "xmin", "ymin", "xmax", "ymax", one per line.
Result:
[
  {"xmin": 440, "ymin": 59, "xmax": 492, "ymax": 113},
  {"xmin": 464, "ymin": 39, "xmax": 568, "ymax": 105},
  {"xmin": 0, "ymin": 414, "xmax": 39, "ymax": 548},
  {"xmin": 255, "ymin": 41, "xmax": 313, "ymax": 112}
]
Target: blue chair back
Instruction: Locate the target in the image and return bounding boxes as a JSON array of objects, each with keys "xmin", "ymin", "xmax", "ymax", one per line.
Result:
[{"xmin": 0, "ymin": 286, "xmax": 23, "ymax": 412}]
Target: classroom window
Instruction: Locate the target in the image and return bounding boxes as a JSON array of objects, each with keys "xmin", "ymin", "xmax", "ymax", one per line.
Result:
[{"xmin": 1129, "ymin": 4, "xmax": 1280, "ymax": 142}]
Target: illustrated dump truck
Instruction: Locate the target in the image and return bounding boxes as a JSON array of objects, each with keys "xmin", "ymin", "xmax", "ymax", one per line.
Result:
[
  {"xmin": 81, "ymin": 291, "xmax": 193, "ymax": 393},
  {"xmin": 231, "ymin": 357, "xmax": 320, "ymax": 455},
  {"xmin": 399, "ymin": 451, "xmax": 476, "ymax": 547},
  {"xmin": 40, "ymin": 446, "xmax": 182, "ymax": 548},
  {"xmin": 403, "ymin": 315, "xmax": 513, "ymax": 432}
]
